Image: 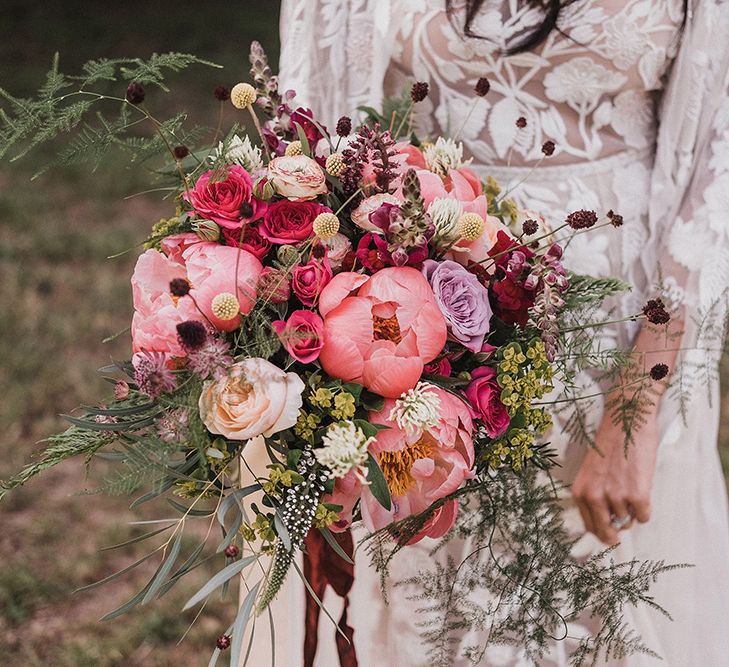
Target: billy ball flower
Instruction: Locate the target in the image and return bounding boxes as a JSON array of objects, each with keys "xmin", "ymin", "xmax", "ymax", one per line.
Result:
[
  {"xmin": 457, "ymin": 212, "xmax": 485, "ymax": 240},
  {"xmin": 285, "ymin": 140, "xmax": 303, "ymax": 157},
  {"xmin": 210, "ymin": 292, "xmax": 240, "ymax": 321},
  {"xmin": 313, "ymin": 212, "xmax": 340, "ymax": 240},
  {"xmin": 315, "ymin": 421, "xmax": 373, "ymax": 482},
  {"xmin": 230, "ymin": 82, "xmax": 257, "ymax": 109},
  {"xmin": 125, "ymin": 82, "xmax": 145, "ymax": 105},
  {"xmin": 325, "ymin": 152, "xmax": 345, "ymax": 177},
  {"xmin": 411, "ymin": 81, "xmax": 429, "ymax": 103},
  {"xmin": 650, "ymin": 363, "xmax": 669, "ymax": 381},
  {"xmin": 565, "ymin": 209, "xmax": 597, "ymax": 230}
]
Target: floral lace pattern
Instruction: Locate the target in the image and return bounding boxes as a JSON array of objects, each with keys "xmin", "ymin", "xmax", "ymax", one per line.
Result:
[{"xmin": 383, "ymin": 0, "xmax": 684, "ymax": 165}]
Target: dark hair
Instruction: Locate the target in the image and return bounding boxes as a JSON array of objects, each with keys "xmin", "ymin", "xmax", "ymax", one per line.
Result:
[{"xmin": 447, "ymin": 0, "xmax": 689, "ymax": 55}]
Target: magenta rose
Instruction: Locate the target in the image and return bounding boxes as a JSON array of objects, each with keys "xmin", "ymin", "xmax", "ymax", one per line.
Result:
[
  {"xmin": 184, "ymin": 166, "xmax": 266, "ymax": 230},
  {"xmin": 424, "ymin": 357, "xmax": 452, "ymax": 377},
  {"xmin": 272, "ymin": 310, "xmax": 325, "ymax": 363},
  {"xmin": 464, "ymin": 366, "xmax": 510, "ymax": 438},
  {"xmin": 222, "ymin": 224, "xmax": 272, "ymax": 260},
  {"xmin": 259, "ymin": 200, "xmax": 329, "ymax": 244},
  {"xmin": 291, "ymin": 256, "xmax": 333, "ymax": 306}
]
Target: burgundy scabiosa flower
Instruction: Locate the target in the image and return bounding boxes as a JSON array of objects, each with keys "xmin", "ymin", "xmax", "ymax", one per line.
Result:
[
  {"xmin": 177, "ymin": 320, "xmax": 207, "ymax": 351},
  {"xmin": 565, "ymin": 209, "xmax": 597, "ymax": 230},
  {"xmin": 474, "ymin": 77, "xmax": 491, "ymax": 97},
  {"xmin": 411, "ymin": 81, "xmax": 429, "ymax": 102},
  {"xmin": 643, "ymin": 298, "xmax": 671, "ymax": 325},
  {"xmin": 650, "ymin": 363, "xmax": 669, "ymax": 381},
  {"xmin": 541, "ymin": 140, "xmax": 555, "ymax": 156}
]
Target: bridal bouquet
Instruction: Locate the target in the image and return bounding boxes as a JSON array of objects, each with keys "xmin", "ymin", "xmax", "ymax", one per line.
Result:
[{"xmin": 1, "ymin": 43, "xmax": 676, "ymax": 665}]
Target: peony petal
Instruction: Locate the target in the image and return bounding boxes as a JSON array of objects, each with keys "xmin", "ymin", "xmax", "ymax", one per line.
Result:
[
  {"xmin": 362, "ymin": 353, "xmax": 423, "ymax": 398},
  {"xmin": 318, "ymin": 272, "xmax": 370, "ymax": 317}
]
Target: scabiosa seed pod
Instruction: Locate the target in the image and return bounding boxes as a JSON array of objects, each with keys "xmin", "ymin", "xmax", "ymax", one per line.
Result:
[
  {"xmin": 216, "ymin": 635, "xmax": 231, "ymax": 650},
  {"xmin": 224, "ymin": 544, "xmax": 240, "ymax": 558},
  {"xmin": 177, "ymin": 320, "xmax": 207, "ymax": 350},
  {"xmin": 541, "ymin": 140, "xmax": 556, "ymax": 156},
  {"xmin": 213, "ymin": 85, "xmax": 230, "ymax": 101},
  {"xmin": 173, "ymin": 145, "xmax": 189, "ymax": 160},
  {"xmin": 522, "ymin": 218, "xmax": 539, "ymax": 236},
  {"xmin": 565, "ymin": 209, "xmax": 598, "ymax": 230},
  {"xmin": 474, "ymin": 77, "xmax": 491, "ymax": 97},
  {"xmin": 336, "ymin": 116, "xmax": 352, "ymax": 137},
  {"xmin": 125, "ymin": 82, "xmax": 145, "ymax": 105},
  {"xmin": 607, "ymin": 209, "xmax": 624, "ymax": 227},
  {"xmin": 230, "ymin": 82, "xmax": 257, "ymax": 109},
  {"xmin": 411, "ymin": 81, "xmax": 429, "ymax": 103},
  {"xmin": 169, "ymin": 278, "xmax": 191, "ymax": 297},
  {"xmin": 643, "ymin": 298, "xmax": 671, "ymax": 325},
  {"xmin": 650, "ymin": 363, "xmax": 669, "ymax": 381},
  {"xmin": 516, "ymin": 116, "xmax": 527, "ymax": 128}
]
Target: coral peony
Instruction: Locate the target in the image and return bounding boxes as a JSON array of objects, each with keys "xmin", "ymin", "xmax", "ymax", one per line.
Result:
[{"xmin": 318, "ymin": 268, "xmax": 447, "ymax": 398}]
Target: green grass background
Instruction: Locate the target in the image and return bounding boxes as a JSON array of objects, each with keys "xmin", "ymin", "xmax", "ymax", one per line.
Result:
[{"xmin": 0, "ymin": 2, "xmax": 726, "ymax": 665}]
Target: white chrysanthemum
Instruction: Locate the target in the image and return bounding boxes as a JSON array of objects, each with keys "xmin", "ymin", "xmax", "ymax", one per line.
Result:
[
  {"xmin": 423, "ymin": 137, "xmax": 472, "ymax": 177},
  {"xmin": 428, "ymin": 197, "xmax": 463, "ymax": 242},
  {"xmin": 389, "ymin": 382, "xmax": 441, "ymax": 434},
  {"xmin": 211, "ymin": 134, "xmax": 263, "ymax": 172},
  {"xmin": 315, "ymin": 421, "xmax": 373, "ymax": 482}
]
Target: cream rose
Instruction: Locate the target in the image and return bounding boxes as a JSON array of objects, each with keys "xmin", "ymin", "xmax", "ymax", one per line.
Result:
[
  {"xmin": 267, "ymin": 155, "xmax": 328, "ymax": 201},
  {"xmin": 199, "ymin": 358, "xmax": 304, "ymax": 440}
]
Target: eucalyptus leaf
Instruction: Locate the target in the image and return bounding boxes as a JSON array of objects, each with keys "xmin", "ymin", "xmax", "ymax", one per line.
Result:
[
  {"xmin": 76, "ymin": 550, "xmax": 157, "ymax": 593},
  {"xmin": 183, "ymin": 556, "xmax": 257, "ymax": 610},
  {"xmin": 230, "ymin": 581, "xmax": 261, "ymax": 667},
  {"xmin": 100, "ymin": 523, "xmax": 174, "ymax": 551},
  {"xmin": 142, "ymin": 531, "xmax": 183, "ymax": 603},
  {"xmin": 320, "ymin": 527, "xmax": 354, "ymax": 565}
]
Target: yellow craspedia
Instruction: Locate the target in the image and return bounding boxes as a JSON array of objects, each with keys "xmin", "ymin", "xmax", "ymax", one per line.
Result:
[
  {"xmin": 312, "ymin": 212, "xmax": 340, "ymax": 240},
  {"xmin": 230, "ymin": 83, "xmax": 256, "ymax": 109},
  {"xmin": 285, "ymin": 140, "xmax": 303, "ymax": 157},
  {"xmin": 457, "ymin": 212, "xmax": 485, "ymax": 241},
  {"xmin": 211, "ymin": 292, "xmax": 240, "ymax": 320},
  {"xmin": 325, "ymin": 152, "xmax": 345, "ymax": 177}
]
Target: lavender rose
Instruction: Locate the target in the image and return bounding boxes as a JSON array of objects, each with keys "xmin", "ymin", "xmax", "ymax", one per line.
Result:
[{"xmin": 422, "ymin": 259, "xmax": 492, "ymax": 352}]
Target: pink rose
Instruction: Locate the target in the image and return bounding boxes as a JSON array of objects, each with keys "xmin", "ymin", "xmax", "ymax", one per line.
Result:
[
  {"xmin": 222, "ymin": 224, "xmax": 272, "ymax": 260},
  {"xmin": 464, "ymin": 366, "xmax": 510, "ymax": 438},
  {"xmin": 272, "ymin": 310, "xmax": 325, "ymax": 363},
  {"xmin": 291, "ymin": 256, "xmax": 333, "ymax": 306},
  {"xmin": 318, "ymin": 268, "xmax": 447, "ymax": 398},
  {"xmin": 320, "ymin": 233, "xmax": 352, "ymax": 270},
  {"xmin": 267, "ymin": 155, "xmax": 328, "ymax": 201},
  {"xmin": 184, "ymin": 166, "xmax": 266, "ymax": 230},
  {"xmin": 259, "ymin": 200, "xmax": 329, "ymax": 244},
  {"xmin": 257, "ymin": 267, "xmax": 291, "ymax": 304},
  {"xmin": 350, "ymin": 193, "xmax": 401, "ymax": 233}
]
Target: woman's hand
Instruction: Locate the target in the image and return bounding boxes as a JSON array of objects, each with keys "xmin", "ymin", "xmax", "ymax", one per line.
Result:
[{"xmin": 571, "ymin": 413, "xmax": 659, "ymax": 545}]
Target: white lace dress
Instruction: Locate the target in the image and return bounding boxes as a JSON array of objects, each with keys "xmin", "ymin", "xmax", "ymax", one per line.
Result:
[{"xmin": 255, "ymin": 0, "xmax": 729, "ymax": 664}]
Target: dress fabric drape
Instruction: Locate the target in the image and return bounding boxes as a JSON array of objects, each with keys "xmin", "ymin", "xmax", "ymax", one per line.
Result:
[{"xmin": 256, "ymin": 0, "xmax": 729, "ymax": 664}]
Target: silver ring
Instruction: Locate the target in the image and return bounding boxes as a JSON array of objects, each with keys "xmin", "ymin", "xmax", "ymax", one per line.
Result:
[{"xmin": 610, "ymin": 514, "xmax": 632, "ymax": 530}]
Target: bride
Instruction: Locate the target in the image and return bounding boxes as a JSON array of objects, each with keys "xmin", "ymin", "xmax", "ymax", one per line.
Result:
[{"xmin": 244, "ymin": 0, "xmax": 729, "ymax": 664}]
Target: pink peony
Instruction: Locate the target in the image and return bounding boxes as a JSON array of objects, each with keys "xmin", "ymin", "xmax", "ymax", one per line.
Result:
[
  {"xmin": 159, "ymin": 233, "xmax": 201, "ymax": 265},
  {"xmin": 416, "ymin": 168, "xmax": 488, "ymax": 220},
  {"xmin": 183, "ymin": 243, "xmax": 263, "ymax": 332},
  {"xmin": 267, "ymin": 155, "xmax": 328, "ymax": 201},
  {"xmin": 184, "ymin": 166, "xmax": 266, "ymax": 230},
  {"xmin": 318, "ymin": 268, "xmax": 447, "ymax": 398},
  {"xmin": 291, "ymin": 255, "xmax": 333, "ymax": 306},
  {"xmin": 272, "ymin": 310, "xmax": 325, "ymax": 363},
  {"xmin": 350, "ymin": 387, "xmax": 473, "ymax": 542},
  {"xmin": 464, "ymin": 366, "xmax": 510, "ymax": 438}
]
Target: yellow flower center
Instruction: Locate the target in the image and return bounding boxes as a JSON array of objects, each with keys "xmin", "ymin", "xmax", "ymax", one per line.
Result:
[
  {"xmin": 372, "ymin": 314, "xmax": 402, "ymax": 344},
  {"xmin": 378, "ymin": 435, "xmax": 433, "ymax": 497}
]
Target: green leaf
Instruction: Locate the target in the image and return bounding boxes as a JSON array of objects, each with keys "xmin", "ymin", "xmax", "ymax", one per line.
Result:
[
  {"xmin": 100, "ymin": 523, "xmax": 174, "ymax": 551},
  {"xmin": 76, "ymin": 550, "xmax": 157, "ymax": 593},
  {"xmin": 183, "ymin": 556, "xmax": 257, "ymax": 610},
  {"xmin": 167, "ymin": 498, "xmax": 217, "ymax": 517},
  {"xmin": 366, "ymin": 453, "xmax": 391, "ymax": 511},
  {"xmin": 354, "ymin": 419, "xmax": 388, "ymax": 440},
  {"xmin": 320, "ymin": 527, "xmax": 354, "ymax": 565},
  {"xmin": 294, "ymin": 123, "xmax": 311, "ymax": 156},
  {"xmin": 341, "ymin": 382, "xmax": 364, "ymax": 401},
  {"xmin": 142, "ymin": 531, "xmax": 183, "ymax": 603},
  {"xmin": 230, "ymin": 581, "xmax": 261, "ymax": 667}
]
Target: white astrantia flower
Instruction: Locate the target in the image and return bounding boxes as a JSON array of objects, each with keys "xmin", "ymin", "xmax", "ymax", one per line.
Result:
[
  {"xmin": 211, "ymin": 134, "xmax": 263, "ymax": 172},
  {"xmin": 315, "ymin": 421, "xmax": 373, "ymax": 482},
  {"xmin": 389, "ymin": 382, "xmax": 441, "ymax": 434},
  {"xmin": 423, "ymin": 137, "xmax": 472, "ymax": 177},
  {"xmin": 428, "ymin": 197, "xmax": 463, "ymax": 243}
]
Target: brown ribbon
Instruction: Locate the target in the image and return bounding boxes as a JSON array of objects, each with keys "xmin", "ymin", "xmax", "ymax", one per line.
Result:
[{"xmin": 303, "ymin": 529, "xmax": 358, "ymax": 667}]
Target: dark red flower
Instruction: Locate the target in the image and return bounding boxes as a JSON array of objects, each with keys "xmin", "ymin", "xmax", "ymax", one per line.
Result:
[
  {"xmin": 336, "ymin": 116, "xmax": 352, "ymax": 137},
  {"xmin": 213, "ymin": 85, "xmax": 230, "ymax": 102},
  {"xmin": 125, "ymin": 82, "xmax": 145, "ymax": 105},
  {"xmin": 222, "ymin": 224, "xmax": 272, "ymax": 260},
  {"xmin": 474, "ymin": 77, "xmax": 491, "ymax": 97},
  {"xmin": 290, "ymin": 107, "xmax": 324, "ymax": 147},
  {"xmin": 541, "ymin": 140, "xmax": 555, "ymax": 156},
  {"xmin": 650, "ymin": 363, "xmax": 669, "ymax": 381},
  {"xmin": 411, "ymin": 81, "xmax": 429, "ymax": 102}
]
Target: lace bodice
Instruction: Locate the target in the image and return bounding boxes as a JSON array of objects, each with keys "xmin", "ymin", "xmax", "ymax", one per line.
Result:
[{"xmin": 383, "ymin": 0, "xmax": 684, "ymax": 166}]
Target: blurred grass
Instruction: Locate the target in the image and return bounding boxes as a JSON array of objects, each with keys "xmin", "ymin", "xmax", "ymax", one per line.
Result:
[
  {"xmin": 0, "ymin": 2, "xmax": 727, "ymax": 665},
  {"xmin": 0, "ymin": 1, "xmax": 280, "ymax": 664}
]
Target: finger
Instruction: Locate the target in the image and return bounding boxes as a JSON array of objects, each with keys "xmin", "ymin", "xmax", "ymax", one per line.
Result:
[
  {"xmin": 587, "ymin": 494, "xmax": 619, "ymax": 545},
  {"xmin": 574, "ymin": 493, "xmax": 595, "ymax": 536},
  {"xmin": 606, "ymin": 493, "xmax": 634, "ymax": 531},
  {"xmin": 629, "ymin": 497, "xmax": 651, "ymax": 524}
]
